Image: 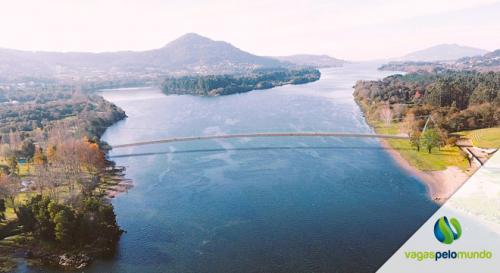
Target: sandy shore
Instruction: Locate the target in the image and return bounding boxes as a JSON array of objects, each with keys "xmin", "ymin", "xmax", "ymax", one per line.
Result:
[{"xmin": 379, "ymin": 140, "xmax": 470, "ymax": 204}]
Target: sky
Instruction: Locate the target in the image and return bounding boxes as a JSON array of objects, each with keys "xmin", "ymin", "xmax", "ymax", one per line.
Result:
[{"xmin": 0, "ymin": 0, "xmax": 499, "ymax": 61}]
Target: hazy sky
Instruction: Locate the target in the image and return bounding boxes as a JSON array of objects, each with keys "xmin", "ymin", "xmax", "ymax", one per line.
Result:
[{"xmin": 0, "ymin": 0, "xmax": 499, "ymax": 60}]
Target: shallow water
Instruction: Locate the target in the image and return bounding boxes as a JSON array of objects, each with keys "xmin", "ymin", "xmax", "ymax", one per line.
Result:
[{"xmin": 18, "ymin": 63, "xmax": 438, "ymax": 273}]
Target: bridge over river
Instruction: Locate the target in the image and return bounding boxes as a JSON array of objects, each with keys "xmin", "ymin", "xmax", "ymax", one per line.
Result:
[{"xmin": 112, "ymin": 132, "xmax": 409, "ymax": 149}]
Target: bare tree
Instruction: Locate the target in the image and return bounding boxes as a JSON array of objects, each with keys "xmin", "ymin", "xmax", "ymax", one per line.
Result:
[
  {"xmin": 0, "ymin": 174, "xmax": 21, "ymax": 215},
  {"xmin": 392, "ymin": 104, "xmax": 406, "ymax": 122},
  {"xmin": 8, "ymin": 130, "xmax": 21, "ymax": 152},
  {"xmin": 379, "ymin": 104, "xmax": 393, "ymax": 125},
  {"xmin": 401, "ymin": 112, "xmax": 417, "ymax": 135}
]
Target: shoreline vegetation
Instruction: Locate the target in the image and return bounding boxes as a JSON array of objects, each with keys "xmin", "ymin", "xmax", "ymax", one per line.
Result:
[
  {"xmin": 353, "ymin": 70, "xmax": 500, "ymax": 203},
  {"xmin": 0, "ymin": 86, "xmax": 129, "ymax": 272},
  {"xmin": 161, "ymin": 68, "xmax": 321, "ymax": 96}
]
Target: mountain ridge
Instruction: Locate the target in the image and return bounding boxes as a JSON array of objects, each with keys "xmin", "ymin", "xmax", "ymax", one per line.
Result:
[
  {"xmin": 273, "ymin": 54, "xmax": 344, "ymax": 68},
  {"xmin": 0, "ymin": 33, "xmax": 284, "ymax": 82},
  {"xmin": 379, "ymin": 48, "xmax": 500, "ymax": 72},
  {"xmin": 399, "ymin": 43, "xmax": 488, "ymax": 62}
]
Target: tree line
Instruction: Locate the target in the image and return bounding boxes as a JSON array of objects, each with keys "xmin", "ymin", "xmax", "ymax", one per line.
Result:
[
  {"xmin": 161, "ymin": 68, "xmax": 321, "ymax": 96},
  {"xmin": 0, "ymin": 93, "xmax": 126, "ymax": 136},
  {"xmin": 353, "ymin": 70, "xmax": 500, "ymax": 133}
]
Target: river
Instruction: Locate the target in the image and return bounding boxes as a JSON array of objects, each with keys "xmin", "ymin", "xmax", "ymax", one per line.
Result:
[{"xmin": 18, "ymin": 62, "xmax": 438, "ymax": 273}]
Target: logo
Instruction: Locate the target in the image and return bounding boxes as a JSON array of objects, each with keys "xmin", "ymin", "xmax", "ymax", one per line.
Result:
[
  {"xmin": 434, "ymin": 216, "xmax": 462, "ymax": 244},
  {"xmin": 404, "ymin": 216, "xmax": 492, "ymax": 262}
]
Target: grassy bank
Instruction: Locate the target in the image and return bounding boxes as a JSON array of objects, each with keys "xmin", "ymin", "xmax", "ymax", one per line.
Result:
[
  {"xmin": 372, "ymin": 121, "xmax": 469, "ymax": 171},
  {"xmin": 356, "ymin": 98, "xmax": 469, "ymax": 171},
  {"xmin": 458, "ymin": 127, "xmax": 500, "ymax": 148}
]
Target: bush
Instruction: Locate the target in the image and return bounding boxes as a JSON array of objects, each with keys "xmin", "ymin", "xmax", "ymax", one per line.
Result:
[
  {"xmin": 16, "ymin": 195, "xmax": 122, "ymax": 251},
  {"xmin": 446, "ymin": 136, "xmax": 458, "ymax": 146}
]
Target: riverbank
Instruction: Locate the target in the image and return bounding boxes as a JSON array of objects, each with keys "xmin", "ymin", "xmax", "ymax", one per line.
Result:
[
  {"xmin": 379, "ymin": 139, "xmax": 470, "ymax": 203},
  {"xmin": 353, "ymin": 100, "xmax": 472, "ymax": 203},
  {"xmin": 370, "ymin": 119, "xmax": 475, "ymax": 203},
  {"xmin": 371, "ymin": 120, "xmax": 473, "ymax": 203}
]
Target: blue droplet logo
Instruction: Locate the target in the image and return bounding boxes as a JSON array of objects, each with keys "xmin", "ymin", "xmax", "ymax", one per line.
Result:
[{"xmin": 434, "ymin": 216, "xmax": 462, "ymax": 244}]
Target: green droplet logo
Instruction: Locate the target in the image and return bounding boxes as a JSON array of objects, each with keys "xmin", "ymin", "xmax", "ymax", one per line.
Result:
[{"xmin": 434, "ymin": 216, "xmax": 462, "ymax": 244}]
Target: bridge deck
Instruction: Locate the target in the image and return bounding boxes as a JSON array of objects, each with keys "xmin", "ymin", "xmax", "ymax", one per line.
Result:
[{"xmin": 112, "ymin": 132, "xmax": 409, "ymax": 149}]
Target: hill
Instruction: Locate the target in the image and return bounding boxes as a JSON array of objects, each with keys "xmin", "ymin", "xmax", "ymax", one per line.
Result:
[
  {"xmin": 399, "ymin": 44, "xmax": 488, "ymax": 62},
  {"xmin": 129, "ymin": 33, "xmax": 282, "ymax": 73},
  {"xmin": 0, "ymin": 33, "xmax": 284, "ymax": 83},
  {"xmin": 379, "ymin": 48, "xmax": 500, "ymax": 73},
  {"xmin": 273, "ymin": 54, "xmax": 344, "ymax": 68}
]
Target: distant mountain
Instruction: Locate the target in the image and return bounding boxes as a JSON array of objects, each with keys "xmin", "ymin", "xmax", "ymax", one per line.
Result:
[
  {"xmin": 399, "ymin": 44, "xmax": 488, "ymax": 62},
  {"xmin": 0, "ymin": 33, "xmax": 284, "ymax": 82},
  {"xmin": 379, "ymin": 48, "xmax": 500, "ymax": 73},
  {"xmin": 273, "ymin": 54, "xmax": 344, "ymax": 68},
  {"xmin": 149, "ymin": 33, "xmax": 282, "ymax": 70}
]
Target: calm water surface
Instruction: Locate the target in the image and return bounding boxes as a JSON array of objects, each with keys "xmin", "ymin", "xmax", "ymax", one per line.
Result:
[{"xmin": 18, "ymin": 63, "xmax": 438, "ymax": 273}]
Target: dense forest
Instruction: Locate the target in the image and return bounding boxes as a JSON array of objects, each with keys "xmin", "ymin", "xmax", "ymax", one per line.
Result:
[
  {"xmin": 354, "ymin": 70, "xmax": 500, "ymax": 133},
  {"xmin": 161, "ymin": 68, "xmax": 321, "ymax": 96},
  {"xmin": 378, "ymin": 61, "xmax": 446, "ymax": 73},
  {"xmin": 0, "ymin": 88, "xmax": 126, "ymax": 137}
]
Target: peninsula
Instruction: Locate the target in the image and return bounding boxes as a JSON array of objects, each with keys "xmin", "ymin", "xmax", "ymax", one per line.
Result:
[{"xmin": 354, "ymin": 70, "xmax": 499, "ymax": 201}]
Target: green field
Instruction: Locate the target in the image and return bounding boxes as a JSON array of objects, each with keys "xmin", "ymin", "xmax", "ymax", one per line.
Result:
[
  {"xmin": 458, "ymin": 127, "xmax": 500, "ymax": 148},
  {"xmin": 373, "ymin": 122, "xmax": 469, "ymax": 171}
]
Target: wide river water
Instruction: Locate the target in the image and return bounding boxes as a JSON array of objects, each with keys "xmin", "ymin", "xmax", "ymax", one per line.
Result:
[{"xmin": 18, "ymin": 63, "xmax": 438, "ymax": 273}]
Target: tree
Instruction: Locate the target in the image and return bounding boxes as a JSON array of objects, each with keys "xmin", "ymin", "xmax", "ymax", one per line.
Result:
[
  {"xmin": 422, "ymin": 129, "xmax": 441, "ymax": 154},
  {"xmin": 0, "ymin": 174, "xmax": 20, "ymax": 215},
  {"xmin": 46, "ymin": 145, "xmax": 57, "ymax": 163},
  {"xmin": 33, "ymin": 147, "xmax": 47, "ymax": 166},
  {"xmin": 401, "ymin": 113, "xmax": 417, "ymax": 135},
  {"xmin": 8, "ymin": 130, "xmax": 21, "ymax": 151},
  {"xmin": 470, "ymin": 83, "xmax": 497, "ymax": 104},
  {"xmin": 392, "ymin": 104, "xmax": 406, "ymax": 121},
  {"xmin": 0, "ymin": 199, "xmax": 6, "ymax": 220},
  {"xmin": 79, "ymin": 138, "xmax": 106, "ymax": 195},
  {"xmin": 19, "ymin": 139, "xmax": 36, "ymax": 159},
  {"xmin": 379, "ymin": 104, "xmax": 393, "ymax": 125},
  {"xmin": 6, "ymin": 157, "xmax": 18, "ymax": 176},
  {"xmin": 409, "ymin": 130, "xmax": 421, "ymax": 152},
  {"xmin": 28, "ymin": 195, "xmax": 54, "ymax": 240},
  {"xmin": 16, "ymin": 205, "xmax": 36, "ymax": 232},
  {"xmin": 53, "ymin": 208, "xmax": 75, "ymax": 247}
]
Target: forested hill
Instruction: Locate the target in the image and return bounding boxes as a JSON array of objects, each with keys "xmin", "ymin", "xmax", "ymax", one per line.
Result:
[
  {"xmin": 161, "ymin": 68, "xmax": 321, "ymax": 96},
  {"xmin": 353, "ymin": 71, "xmax": 500, "ymax": 132}
]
